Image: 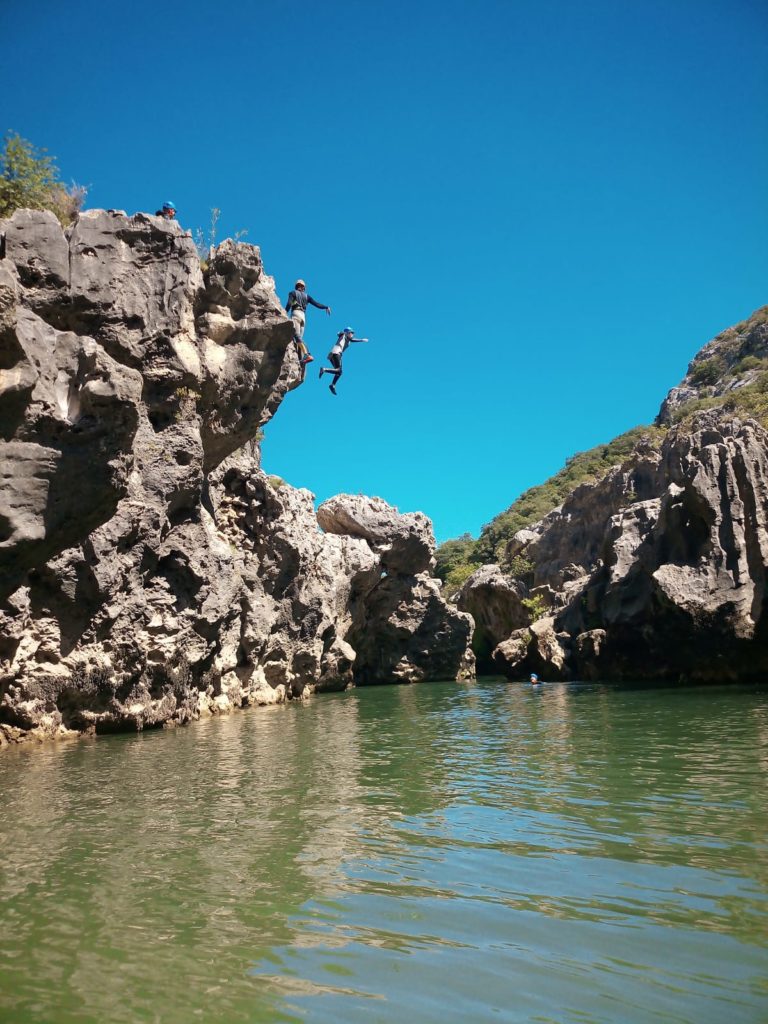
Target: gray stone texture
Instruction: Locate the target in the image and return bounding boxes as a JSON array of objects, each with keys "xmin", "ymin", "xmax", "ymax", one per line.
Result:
[
  {"xmin": 477, "ymin": 412, "xmax": 768, "ymax": 683},
  {"xmin": 0, "ymin": 209, "xmax": 474, "ymax": 746},
  {"xmin": 460, "ymin": 306, "xmax": 768, "ymax": 683},
  {"xmin": 454, "ymin": 564, "xmax": 531, "ymax": 670}
]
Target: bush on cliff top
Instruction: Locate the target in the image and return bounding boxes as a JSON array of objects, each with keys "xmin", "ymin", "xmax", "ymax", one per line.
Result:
[{"xmin": 0, "ymin": 132, "xmax": 86, "ymax": 226}]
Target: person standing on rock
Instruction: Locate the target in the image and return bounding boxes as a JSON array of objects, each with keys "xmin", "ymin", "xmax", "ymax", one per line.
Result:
[
  {"xmin": 155, "ymin": 201, "xmax": 176, "ymax": 219},
  {"xmin": 285, "ymin": 279, "xmax": 331, "ymax": 370},
  {"xmin": 319, "ymin": 328, "xmax": 369, "ymax": 395}
]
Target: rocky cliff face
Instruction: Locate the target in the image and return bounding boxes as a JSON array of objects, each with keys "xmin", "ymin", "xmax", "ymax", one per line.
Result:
[
  {"xmin": 456, "ymin": 309, "xmax": 768, "ymax": 683},
  {"xmin": 0, "ymin": 209, "xmax": 474, "ymax": 745},
  {"xmin": 657, "ymin": 307, "xmax": 768, "ymax": 425}
]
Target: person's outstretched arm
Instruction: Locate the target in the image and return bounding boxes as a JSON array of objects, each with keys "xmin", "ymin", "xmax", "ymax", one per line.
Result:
[
  {"xmin": 307, "ymin": 296, "xmax": 332, "ymax": 314},
  {"xmin": 350, "ymin": 336, "xmax": 369, "ymax": 343}
]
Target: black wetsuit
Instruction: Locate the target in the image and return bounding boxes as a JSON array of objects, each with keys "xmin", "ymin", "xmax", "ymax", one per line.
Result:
[{"xmin": 322, "ymin": 333, "xmax": 367, "ymax": 390}]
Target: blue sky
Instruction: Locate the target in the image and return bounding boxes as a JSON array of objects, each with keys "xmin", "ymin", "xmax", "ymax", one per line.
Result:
[{"xmin": 2, "ymin": 0, "xmax": 766, "ymax": 542}]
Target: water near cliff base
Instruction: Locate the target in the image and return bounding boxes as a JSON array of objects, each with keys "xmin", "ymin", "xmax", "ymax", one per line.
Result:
[{"xmin": 1, "ymin": 679, "xmax": 767, "ymax": 1024}]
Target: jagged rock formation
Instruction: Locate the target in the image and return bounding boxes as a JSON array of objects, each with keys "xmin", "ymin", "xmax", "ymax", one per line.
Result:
[
  {"xmin": 453, "ymin": 565, "xmax": 529, "ymax": 666},
  {"xmin": 456, "ymin": 308, "xmax": 768, "ymax": 683},
  {"xmin": 657, "ymin": 307, "xmax": 768, "ymax": 425},
  {"xmin": 0, "ymin": 209, "xmax": 474, "ymax": 745}
]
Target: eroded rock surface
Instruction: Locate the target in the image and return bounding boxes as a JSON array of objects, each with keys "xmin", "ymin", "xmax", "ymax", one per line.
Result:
[
  {"xmin": 450, "ymin": 307, "xmax": 768, "ymax": 683},
  {"xmin": 657, "ymin": 308, "xmax": 768, "ymax": 425},
  {"xmin": 473, "ymin": 411, "xmax": 768, "ymax": 682},
  {"xmin": 317, "ymin": 494, "xmax": 434, "ymax": 574},
  {"xmin": 0, "ymin": 209, "xmax": 474, "ymax": 746},
  {"xmin": 454, "ymin": 565, "xmax": 531, "ymax": 669}
]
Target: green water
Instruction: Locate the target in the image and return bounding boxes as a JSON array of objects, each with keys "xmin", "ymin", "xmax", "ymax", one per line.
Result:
[{"xmin": 1, "ymin": 680, "xmax": 767, "ymax": 1024}]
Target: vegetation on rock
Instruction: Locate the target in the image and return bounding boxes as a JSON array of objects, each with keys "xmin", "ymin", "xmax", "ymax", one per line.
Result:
[
  {"xmin": 0, "ymin": 132, "xmax": 86, "ymax": 226},
  {"xmin": 670, "ymin": 367, "xmax": 768, "ymax": 429},
  {"xmin": 436, "ymin": 305, "xmax": 768, "ymax": 595},
  {"xmin": 435, "ymin": 424, "xmax": 666, "ymax": 588}
]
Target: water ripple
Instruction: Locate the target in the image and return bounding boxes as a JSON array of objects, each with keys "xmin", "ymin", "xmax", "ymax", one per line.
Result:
[{"xmin": 1, "ymin": 680, "xmax": 767, "ymax": 1023}]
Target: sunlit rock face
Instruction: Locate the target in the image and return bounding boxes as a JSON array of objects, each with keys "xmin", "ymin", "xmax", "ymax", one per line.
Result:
[
  {"xmin": 568, "ymin": 414, "xmax": 768, "ymax": 681},
  {"xmin": 0, "ymin": 210, "xmax": 474, "ymax": 745},
  {"xmin": 470, "ymin": 413, "xmax": 768, "ymax": 683},
  {"xmin": 454, "ymin": 303, "xmax": 768, "ymax": 684}
]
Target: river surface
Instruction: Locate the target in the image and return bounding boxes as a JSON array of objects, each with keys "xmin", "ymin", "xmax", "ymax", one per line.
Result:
[{"xmin": 1, "ymin": 679, "xmax": 767, "ymax": 1024}]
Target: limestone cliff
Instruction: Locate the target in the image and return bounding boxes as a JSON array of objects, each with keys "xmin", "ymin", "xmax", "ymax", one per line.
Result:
[
  {"xmin": 452, "ymin": 307, "xmax": 768, "ymax": 682},
  {"xmin": 0, "ymin": 209, "xmax": 474, "ymax": 745}
]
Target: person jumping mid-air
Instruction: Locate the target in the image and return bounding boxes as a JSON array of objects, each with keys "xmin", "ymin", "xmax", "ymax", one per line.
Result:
[
  {"xmin": 319, "ymin": 328, "xmax": 369, "ymax": 395},
  {"xmin": 285, "ymin": 279, "xmax": 331, "ymax": 372}
]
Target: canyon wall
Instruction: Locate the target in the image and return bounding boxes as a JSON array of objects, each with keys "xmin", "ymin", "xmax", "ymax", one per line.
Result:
[{"xmin": 0, "ymin": 210, "xmax": 473, "ymax": 745}]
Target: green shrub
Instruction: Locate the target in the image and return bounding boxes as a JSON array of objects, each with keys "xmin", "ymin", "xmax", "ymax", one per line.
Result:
[
  {"xmin": 443, "ymin": 562, "xmax": 476, "ymax": 595},
  {"xmin": 172, "ymin": 386, "xmax": 200, "ymax": 420},
  {"xmin": 733, "ymin": 355, "xmax": 766, "ymax": 374},
  {"xmin": 434, "ymin": 533, "xmax": 477, "ymax": 583},
  {"xmin": 195, "ymin": 207, "xmax": 220, "ymax": 265},
  {"xmin": 672, "ymin": 370, "xmax": 768, "ymax": 429},
  {"xmin": 0, "ymin": 132, "xmax": 86, "ymax": 225},
  {"xmin": 195, "ymin": 206, "xmax": 249, "ymax": 267},
  {"xmin": 522, "ymin": 594, "xmax": 547, "ymax": 621},
  {"xmin": 505, "ymin": 553, "xmax": 534, "ymax": 578},
  {"xmin": 689, "ymin": 356, "xmax": 725, "ymax": 386},
  {"xmin": 732, "ymin": 307, "xmax": 768, "ymax": 333}
]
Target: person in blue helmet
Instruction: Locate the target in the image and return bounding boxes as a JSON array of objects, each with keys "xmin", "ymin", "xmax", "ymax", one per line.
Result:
[
  {"xmin": 529, "ymin": 673, "xmax": 541, "ymax": 685},
  {"xmin": 319, "ymin": 327, "xmax": 369, "ymax": 395},
  {"xmin": 155, "ymin": 201, "xmax": 176, "ymax": 220}
]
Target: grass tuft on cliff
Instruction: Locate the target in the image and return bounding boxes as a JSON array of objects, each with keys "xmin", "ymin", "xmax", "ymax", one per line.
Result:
[{"xmin": 0, "ymin": 132, "xmax": 86, "ymax": 226}]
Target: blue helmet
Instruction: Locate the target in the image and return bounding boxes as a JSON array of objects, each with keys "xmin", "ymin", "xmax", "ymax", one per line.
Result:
[
  {"xmin": 163, "ymin": 201, "xmax": 176, "ymax": 211},
  {"xmin": 343, "ymin": 326, "xmax": 354, "ymax": 334}
]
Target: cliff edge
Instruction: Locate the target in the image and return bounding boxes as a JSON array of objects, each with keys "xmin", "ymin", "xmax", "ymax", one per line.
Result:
[{"xmin": 0, "ymin": 209, "xmax": 474, "ymax": 745}]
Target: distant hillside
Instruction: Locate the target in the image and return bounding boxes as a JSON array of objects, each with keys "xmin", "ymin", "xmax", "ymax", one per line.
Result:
[{"xmin": 436, "ymin": 306, "xmax": 768, "ymax": 593}]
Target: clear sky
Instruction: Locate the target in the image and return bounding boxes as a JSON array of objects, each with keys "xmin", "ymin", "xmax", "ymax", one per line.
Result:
[{"xmin": 2, "ymin": 0, "xmax": 766, "ymax": 542}]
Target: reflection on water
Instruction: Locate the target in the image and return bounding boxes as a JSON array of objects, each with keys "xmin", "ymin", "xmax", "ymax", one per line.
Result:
[{"xmin": 1, "ymin": 680, "xmax": 767, "ymax": 1023}]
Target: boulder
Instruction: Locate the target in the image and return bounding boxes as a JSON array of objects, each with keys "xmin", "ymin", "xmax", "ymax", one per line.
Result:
[
  {"xmin": 492, "ymin": 616, "xmax": 570, "ymax": 681},
  {"xmin": 0, "ymin": 280, "xmax": 143, "ymax": 599},
  {"xmin": 318, "ymin": 494, "xmax": 434, "ymax": 575},
  {"xmin": 492, "ymin": 631, "xmax": 531, "ymax": 677},
  {"xmin": 455, "ymin": 564, "xmax": 530, "ymax": 671},
  {"xmin": 492, "ymin": 410, "xmax": 768, "ymax": 683},
  {"xmin": 350, "ymin": 574, "xmax": 475, "ymax": 684}
]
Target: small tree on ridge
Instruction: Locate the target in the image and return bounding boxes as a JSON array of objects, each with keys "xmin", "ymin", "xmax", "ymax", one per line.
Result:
[{"xmin": 0, "ymin": 132, "xmax": 86, "ymax": 225}]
